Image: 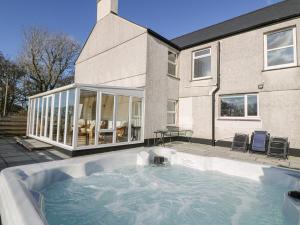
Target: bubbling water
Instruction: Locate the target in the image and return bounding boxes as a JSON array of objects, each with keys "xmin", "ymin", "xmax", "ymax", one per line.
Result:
[{"xmin": 40, "ymin": 165, "xmax": 293, "ymax": 225}]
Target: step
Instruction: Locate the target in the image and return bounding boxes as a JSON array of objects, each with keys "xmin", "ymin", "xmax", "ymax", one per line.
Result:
[
  {"xmin": 0, "ymin": 119, "xmax": 27, "ymax": 123},
  {"xmin": 0, "ymin": 133, "xmax": 27, "ymax": 136},
  {"xmin": 16, "ymin": 137, "xmax": 53, "ymax": 151},
  {"xmin": 0, "ymin": 129, "xmax": 27, "ymax": 132},
  {"xmin": 0, "ymin": 122, "xmax": 27, "ymax": 127},
  {"xmin": 0, "ymin": 127, "xmax": 27, "ymax": 131},
  {"xmin": 0, "ymin": 129, "xmax": 26, "ymax": 135}
]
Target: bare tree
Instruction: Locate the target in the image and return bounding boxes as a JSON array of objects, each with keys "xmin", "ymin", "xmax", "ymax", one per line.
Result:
[
  {"xmin": 0, "ymin": 52, "xmax": 26, "ymax": 116},
  {"xmin": 19, "ymin": 27, "xmax": 81, "ymax": 93}
]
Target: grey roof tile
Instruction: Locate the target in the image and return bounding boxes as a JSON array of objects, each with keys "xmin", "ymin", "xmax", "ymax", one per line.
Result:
[{"xmin": 171, "ymin": 0, "xmax": 300, "ymax": 49}]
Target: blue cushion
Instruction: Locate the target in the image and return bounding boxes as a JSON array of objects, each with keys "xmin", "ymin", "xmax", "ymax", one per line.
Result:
[{"xmin": 252, "ymin": 132, "xmax": 268, "ymax": 152}]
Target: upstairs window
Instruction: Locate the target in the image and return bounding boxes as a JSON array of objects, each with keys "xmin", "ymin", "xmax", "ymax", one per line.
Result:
[
  {"xmin": 167, "ymin": 100, "xmax": 177, "ymax": 125},
  {"xmin": 168, "ymin": 51, "xmax": 177, "ymax": 77},
  {"xmin": 220, "ymin": 94, "xmax": 258, "ymax": 118},
  {"xmin": 264, "ymin": 27, "xmax": 297, "ymax": 70},
  {"xmin": 193, "ymin": 48, "xmax": 211, "ymax": 79}
]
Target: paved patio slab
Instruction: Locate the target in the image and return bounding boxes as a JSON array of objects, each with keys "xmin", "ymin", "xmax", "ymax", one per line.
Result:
[
  {"xmin": 0, "ymin": 137, "xmax": 70, "ymax": 171},
  {"xmin": 165, "ymin": 141, "xmax": 300, "ymax": 170},
  {"xmin": 0, "ymin": 137, "xmax": 299, "ymax": 171},
  {"xmin": 16, "ymin": 137, "xmax": 53, "ymax": 151}
]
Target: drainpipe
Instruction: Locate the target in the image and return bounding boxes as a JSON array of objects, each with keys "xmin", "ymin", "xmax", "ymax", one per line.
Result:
[{"xmin": 211, "ymin": 41, "xmax": 221, "ymax": 146}]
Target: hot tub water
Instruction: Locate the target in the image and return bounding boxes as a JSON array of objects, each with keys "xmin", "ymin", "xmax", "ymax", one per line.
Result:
[{"xmin": 40, "ymin": 165, "xmax": 293, "ymax": 225}]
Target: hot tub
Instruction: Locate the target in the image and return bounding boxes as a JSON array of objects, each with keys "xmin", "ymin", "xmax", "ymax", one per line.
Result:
[{"xmin": 0, "ymin": 147, "xmax": 299, "ymax": 225}]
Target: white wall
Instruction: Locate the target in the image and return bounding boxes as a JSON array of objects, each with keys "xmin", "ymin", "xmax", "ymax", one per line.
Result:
[
  {"xmin": 178, "ymin": 17, "xmax": 300, "ymax": 148},
  {"xmin": 75, "ymin": 14, "xmax": 148, "ymax": 88},
  {"xmin": 144, "ymin": 35, "xmax": 180, "ymax": 139},
  {"xmin": 179, "ymin": 98, "xmax": 192, "ymax": 129}
]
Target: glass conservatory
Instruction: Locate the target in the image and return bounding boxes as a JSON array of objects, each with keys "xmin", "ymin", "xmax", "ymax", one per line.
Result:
[{"xmin": 27, "ymin": 84, "xmax": 144, "ymax": 152}]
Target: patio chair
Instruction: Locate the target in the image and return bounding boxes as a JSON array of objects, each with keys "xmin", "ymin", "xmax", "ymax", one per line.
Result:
[
  {"xmin": 231, "ymin": 133, "xmax": 249, "ymax": 152},
  {"xmin": 184, "ymin": 130, "xmax": 193, "ymax": 142},
  {"xmin": 267, "ymin": 136, "xmax": 289, "ymax": 159},
  {"xmin": 250, "ymin": 131, "xmax": 270, "ymax": 153},
  {"xmin": 167, "ymin": 126, "xmax": 180, "ymax": 137}
]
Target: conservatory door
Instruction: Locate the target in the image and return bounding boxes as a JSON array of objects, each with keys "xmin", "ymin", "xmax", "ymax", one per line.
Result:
[{"xmin": 42, "ymin": 95, "xmax": 54, "ymax": 139}]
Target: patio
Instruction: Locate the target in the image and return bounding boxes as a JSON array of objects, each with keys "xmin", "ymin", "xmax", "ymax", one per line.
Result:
[
  {"xmin": 0, "ymin": 137, "xmax": 299, "ymax": 171},
  {"xmin": 165, "ymin": 141, "xmax": 300, "ymax": 170},
  {"xmin": 0, "ymin": 137, "xmax": 69, "ymax": 170}
]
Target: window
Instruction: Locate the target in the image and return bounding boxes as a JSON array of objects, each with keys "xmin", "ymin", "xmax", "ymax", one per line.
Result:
[
  {"xmin": 264, "ymin": 27, "xmax": 297, "ymax": 70},
  {"xmin": 116, "ymin": 96, "xmax": 130, "ymax": 143},
  {"xmin": 167, "ymin": 100, "xmax": 177, "ymax": 125},
  {"xmin": 220, "ymin": 94, "xmax": 258, "ymax": 118},
  {"xmin": 131, "ymin": 97, "xmax": 142, "ymax": 141},
  {"xmin": 99, "ymin": 94, "xmax": 115, "ymax": 144},
  {"xmin": 168, "ymin": 51, "xmax": 177, "ymax": 77},
  {"xmin": 58, "ymin": 92, "xmax": 67, "ymax": 143},
  {"xmin": 66, "ymin": 89, "xmax": 75, "ymax": 146},
  {"xmin": 77, "ymin": 90, "xmax": 97, "ymax": 147},
  {"xmin": 52, "ymin": 93, "xmax": 59, "ymax": 141},
  {"xmin": 37, "ymin": 97, "xmax": 42, "ymax": 136},
  {"xmin": 36, "ymin": 98, "xmax": 42, "ymax": 136},
  {"xmin": 193, "ymin": 48, "xmax": 211, "ymax": 79}
]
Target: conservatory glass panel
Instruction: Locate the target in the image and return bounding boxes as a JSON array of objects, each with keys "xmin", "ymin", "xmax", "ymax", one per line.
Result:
[
  {"xmin": 131, "ymin": 97, "xmax": 142, "ymax": 141},
  {"xmin": 116, "ymin": 96, "xmax": 129, "ymax": 143},
  {"xmin": 28, "ymin": 84, "xmax": 144, "ymax": 150},
  {"xmin": 45, "ymin": 96, "xmax": 53, "ymax": 138},
  {"xmin": 30, "ymin": 100, "xmax": 34, "ymax": 135},
  {"xmin": 35, "ymin": 98, "xmax": 40, "ymax": 136},
  {"xmin": 59, "ymin": 92, "xmax": 67, "ymax": 143},
  {"xmin": 100, "ymin": 94, "xmax": 114, "ymax": 130},
  {"xmin": 66, "ymin": 89, "xmax": 75, "ymax": 146},
  {"xmin": 78, "ymin": 90, "xmax": 97, "ymax": 147},
  {"xmin": 40, "ymin": 97, "xmax": 47, "ymax": 136},
  {"xmin": 28, "ymin": 100, "xmax": 33, "ymax": 135},
  {"xmin": 99, "ymin": 132, "xmax": 114, "ymax": 144},
  {"xmin": 30, "ymin": 99, "xmax": 35, "ymax": 135},
  {"xmin": 32, "ymin": 99, "xmax": 36, "ymax": 135},
  {"xmin": 37, "ymin": 97, "xmax": 42, "ymax": 136},
  {"xmin": 52, "ymin": 93, "xmax": 59, "ymax": 141},
  {"xmin": 99, "ymin": 94, "xmax": 115, "ymax": 144}
]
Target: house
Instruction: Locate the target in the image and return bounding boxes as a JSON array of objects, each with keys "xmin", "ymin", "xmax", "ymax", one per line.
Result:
[{"xmin": 27, "ymin": 0, "xmax": 300, "ymax": 155}]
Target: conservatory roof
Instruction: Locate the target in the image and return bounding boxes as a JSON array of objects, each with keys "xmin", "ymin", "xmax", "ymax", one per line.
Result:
[{"xmin": 29, "ymin": 83, "xmax": 144, "ymax": 99}]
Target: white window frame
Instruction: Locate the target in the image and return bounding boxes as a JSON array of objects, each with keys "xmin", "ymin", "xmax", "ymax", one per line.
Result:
[
  {"xmin": 31, "ymin": 99, "xmax": 36, "ymax": 135},
  {"xmin": 220, "ymin": 94, "xmax": 259, "ymax": 119},
  {"xmin": 35, "ymin": 98, "xmax": 40, "ymax": 136},
  {"xmin": 167, "ymin": 100, "xmax": 177, "ymax": 126},
  {"xmin": 132, "ymin": 100, "xmax": 142, "ymax": 119},
  {"xmin": 168, "ymin": 51, "xmax": 178, "ymax": 77},
  {"xmin": 192, "ymin": 47, "xmax": 212, "ymax": 80},
  {"xmin": 27, "ymin": 85, "xmax": 145, "ymax": 151},
  {"xmin": 264, "ymin": 27, "xmax": 297, "ymax": 70},
  {"xmin": 98, "ymin": 92, "xmax": 116, "ymax": 140}
]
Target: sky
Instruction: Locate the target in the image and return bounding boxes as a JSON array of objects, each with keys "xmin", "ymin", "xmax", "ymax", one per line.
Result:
[{"xmin": 0, "ymin": 0, "xmax": 281, "ymax": 59}]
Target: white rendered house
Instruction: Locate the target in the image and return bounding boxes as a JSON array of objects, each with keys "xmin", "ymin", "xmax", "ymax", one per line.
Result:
[{"xmin": 27, "ymin": 0, "xmax": 300, "ymax": 155}]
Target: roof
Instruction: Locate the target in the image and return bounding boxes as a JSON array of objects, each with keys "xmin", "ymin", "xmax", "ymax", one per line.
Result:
[
  {"xmin": 171, "ymin": 0, "xmax": 300, "ymax": 49},
  {"xmin": 147, "ymin": 29, "xmax": 180, "ymax": 50},
  {"xmin": 28, "ymin": 83, "xmax": 144, "ymax": 99},
  {"xmin": 112, "ymin": 13, "xmax": 181, "ymax": 50},
  {"xmin": 113, "ymin": 13, "xmax": 181, "ymax": 50}
]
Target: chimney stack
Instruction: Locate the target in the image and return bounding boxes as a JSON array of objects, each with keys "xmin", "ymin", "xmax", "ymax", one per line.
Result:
[{"xmin": 97, "ymin": 0, "xmax": 118, "ymax": 21}]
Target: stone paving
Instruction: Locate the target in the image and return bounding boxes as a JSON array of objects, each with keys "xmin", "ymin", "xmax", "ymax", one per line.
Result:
[
  {"xmin": 165, "ymin": 141, "xmax": 300, "ymax": 170},
  {"xmin": 0, "ymin": 137, "xmax": 299, "ymax": 171},
  {"xmin": 0, "ymin": 137, "xmax": 70, "ymax": 170}
]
